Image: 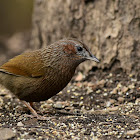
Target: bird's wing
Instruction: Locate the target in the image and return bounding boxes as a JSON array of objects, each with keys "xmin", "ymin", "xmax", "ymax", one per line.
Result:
[{"xmin": 0, "ymin": 50, "xmax": 46, "ymax": 77}]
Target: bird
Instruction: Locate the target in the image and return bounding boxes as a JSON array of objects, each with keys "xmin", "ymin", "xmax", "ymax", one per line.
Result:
[{"xmin": 0, "ymin": 38, "xmax": 99, "ymax": 120}]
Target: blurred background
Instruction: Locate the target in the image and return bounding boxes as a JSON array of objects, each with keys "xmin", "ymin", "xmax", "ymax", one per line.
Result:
[
  {"xmin": 0, "ymin": 0, "xmax": 140, "ymax": 77},
  {"xmin": 0, "ymin": 0, "xmax": 33, "ymax": 65}
]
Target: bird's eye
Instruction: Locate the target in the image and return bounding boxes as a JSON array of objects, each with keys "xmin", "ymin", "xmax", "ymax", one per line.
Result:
[{"xmin": 77, "ymin": 46, "xmax": 83, "ymax": 52}]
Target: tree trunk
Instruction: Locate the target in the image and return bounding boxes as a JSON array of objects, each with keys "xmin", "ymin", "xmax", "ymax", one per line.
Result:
[{"xmin": 30, "ymin": 0, "xmax": 140, "ymax": 76}]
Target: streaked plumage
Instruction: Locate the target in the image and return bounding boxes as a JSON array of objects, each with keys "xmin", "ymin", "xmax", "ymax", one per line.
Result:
[{"xmin": 0, "ymin": 38, "xmax": 99, "ymax": 119}]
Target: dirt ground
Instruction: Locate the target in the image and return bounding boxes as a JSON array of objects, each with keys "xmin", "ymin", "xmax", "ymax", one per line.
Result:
[{"xmin": 0, "ymin": 69, "xmax": 140, "ymax": 140}]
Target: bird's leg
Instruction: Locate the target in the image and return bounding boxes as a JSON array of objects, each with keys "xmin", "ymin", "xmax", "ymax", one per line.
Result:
[
  {"xmin": 29, "ymin": 102, "xmax": 34, "ymax": 108},
  {"xmin": 22, "ymin": 101, "xmax": 48, "ymax": 120},
  {"xmin": 22, "ymin": 101, "xmax": 39, "ymax": 117},
  {"xmin": 29, "ymin": 102, "xmax": 44, "ymax": 115}
]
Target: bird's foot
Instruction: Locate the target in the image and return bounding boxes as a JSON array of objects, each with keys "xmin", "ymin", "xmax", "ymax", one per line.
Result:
[
  {"xmin": 36, "ymin": 114, "xmax": 49, "ymax": 120},
  {"xmin": 23, "ymin": 114, "xmax": 49, "ymax": 120},
  {"xmin": 21, "ymin": 101, "xmax": 49, "ymax": 120}
]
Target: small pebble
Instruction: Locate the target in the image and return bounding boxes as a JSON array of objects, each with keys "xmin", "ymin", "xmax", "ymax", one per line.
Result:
[
  {"xmin": 17, "ymin": 122, "xmax": 24, "ymax": 127},
  {"xmin": 118, "ymin": 97, "xmax": 125, "ymax": 103},
  {"xmin": 0, "ymin": 128, "xmax": 15, "ymax": 139},
  {"xmin": 126, "ymin": 129, "xmax": 140, "ymax": 137},
  {"xmin": 53, "ymin": 102, "xmax": 64, "ymax": 109}
]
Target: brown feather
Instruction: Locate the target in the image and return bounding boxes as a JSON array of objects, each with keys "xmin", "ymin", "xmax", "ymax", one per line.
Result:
[
  {"xmin": 0, "ymin": 50, "xmax": 45, "ymax": 77},
  {"xmin": 0, "ymin": 38, "xmax": 99, "ymax": 103}
]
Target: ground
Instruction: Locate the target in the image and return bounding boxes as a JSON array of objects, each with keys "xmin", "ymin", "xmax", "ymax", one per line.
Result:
[{"xmin": 0, "ymin": 69, "xmax": 140, "ymax": 140}]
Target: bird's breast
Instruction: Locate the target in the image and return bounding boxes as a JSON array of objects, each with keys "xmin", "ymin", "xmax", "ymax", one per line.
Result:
[{"xmin": 21, "ymin": 66, "xmax": 75, "ymax": 102}]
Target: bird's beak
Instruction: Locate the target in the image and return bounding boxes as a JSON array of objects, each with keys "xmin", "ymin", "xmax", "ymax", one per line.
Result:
[{"xmin": 87, "ymin": 54, "xmax": 100, "ymax": 63}]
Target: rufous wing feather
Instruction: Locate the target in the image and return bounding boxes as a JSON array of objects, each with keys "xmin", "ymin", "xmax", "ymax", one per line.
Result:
[{"xmin": 0, "ymin": 50, "xmax": 45, "ymax": 77}]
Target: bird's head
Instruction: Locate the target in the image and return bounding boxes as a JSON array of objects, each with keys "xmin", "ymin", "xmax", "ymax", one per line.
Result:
[{"xmin": 59, "ymin": 38, "xmax": 99, "ymax": 64}]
